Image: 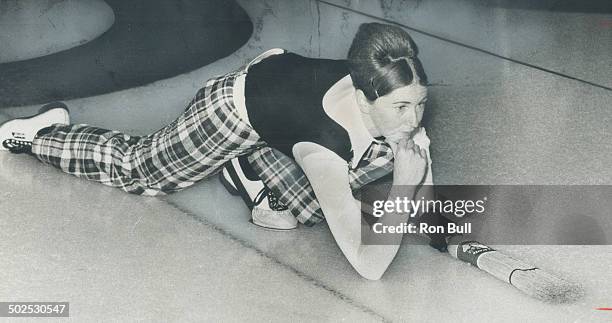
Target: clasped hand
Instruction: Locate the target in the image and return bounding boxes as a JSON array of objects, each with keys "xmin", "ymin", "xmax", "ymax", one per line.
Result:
[{"xmin": 387, "ymin": 138, "xmax": 428, "ymax": 186}]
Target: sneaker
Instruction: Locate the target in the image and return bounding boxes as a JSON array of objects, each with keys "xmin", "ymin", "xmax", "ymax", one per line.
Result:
[
  {"xmin": 0, "ymin": 102, "xmax": 70, "ymax": 154},
  {"xmin": 251, "ymin": 187, "xmax": 297, "ymax": 230},
  {"xmin": 220, "ymin": 156, "xmax": 298, "ymax": 230}
]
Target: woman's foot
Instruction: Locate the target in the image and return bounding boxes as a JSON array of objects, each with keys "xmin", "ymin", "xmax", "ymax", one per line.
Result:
[
  {"xmin": 0, "ymin": 102, "xmax": 70, "ymax": 154},
  {"xmin": 220, "ymin": 157, "xmax": 298, "ymax": 230}
]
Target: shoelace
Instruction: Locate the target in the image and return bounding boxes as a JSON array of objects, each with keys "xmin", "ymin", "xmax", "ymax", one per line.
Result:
[
  {"xmin": 253, "ymin": 187, "xmax": 288, "ymax": 211},
  {"xmin": 2, "ymin": 139, "xmax": 32, "ymax": 154}
]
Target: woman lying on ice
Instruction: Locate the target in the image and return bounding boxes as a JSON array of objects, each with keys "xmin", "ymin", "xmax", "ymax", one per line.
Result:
[{"xmin": 0, "ymin": 22, "xmax": 445, "ymax": 280}]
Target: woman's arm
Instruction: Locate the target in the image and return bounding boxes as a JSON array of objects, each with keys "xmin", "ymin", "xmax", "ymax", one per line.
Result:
[{"xmin": 293, "ymin": 139, "xmax": 427, "ymax": 280}]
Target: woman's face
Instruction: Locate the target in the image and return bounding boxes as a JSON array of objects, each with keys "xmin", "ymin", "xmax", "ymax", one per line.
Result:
[{"xmin": 360, "ymin": 83, "xmax": 428, "ymax": 142}]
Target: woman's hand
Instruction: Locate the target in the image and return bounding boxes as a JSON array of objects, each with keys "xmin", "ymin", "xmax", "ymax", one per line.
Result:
[{"xmin": 387, "ymin": 138, "xmax": 428, "ymax": 186}]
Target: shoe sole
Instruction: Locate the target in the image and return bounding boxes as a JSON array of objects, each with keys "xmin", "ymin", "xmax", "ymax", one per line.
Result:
[{"xmin": 249, "ymin": 219, "xmax": 296, "ymax": 231}]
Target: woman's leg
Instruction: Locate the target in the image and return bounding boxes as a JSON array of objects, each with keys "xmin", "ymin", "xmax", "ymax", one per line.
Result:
[
  {"xmin": 32, "ymin": 124, "xmax": 159, "ymax": 195},
  {"xmin": 31, "ymin": 72, "xmax": 264, "ymax": 196},
  {"xmin": 246, "ymin": 147, "xmax": 325, "ymax": 226}
]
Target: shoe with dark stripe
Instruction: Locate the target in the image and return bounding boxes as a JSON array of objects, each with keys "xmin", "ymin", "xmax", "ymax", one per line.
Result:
[
  {"xmin": 220, "ymin": 156, "xmax": 297, "ymax": 230},
  {"xmin": 0, "ymin": 102, "xmax": 70, "ymax": 154}
]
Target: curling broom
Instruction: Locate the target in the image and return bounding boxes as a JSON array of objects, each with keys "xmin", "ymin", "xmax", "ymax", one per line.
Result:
[
  {"xmin": 358, "ymin": 192, "xmax": 584, "ymax": 303},
  {"xmin": 445, "ymin": 236, "xmax": 584, "ymax": 303}
]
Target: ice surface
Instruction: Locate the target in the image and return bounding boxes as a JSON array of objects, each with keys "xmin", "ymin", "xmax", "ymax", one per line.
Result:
[{"xmin": 2, "ymin": 157, "xmax": 611, "ymax": 321}]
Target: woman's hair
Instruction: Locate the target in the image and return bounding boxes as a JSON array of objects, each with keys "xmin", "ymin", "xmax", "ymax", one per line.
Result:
[{"xmin": 348, "ymin": 23, "xmax": 428, "ymax": 101}]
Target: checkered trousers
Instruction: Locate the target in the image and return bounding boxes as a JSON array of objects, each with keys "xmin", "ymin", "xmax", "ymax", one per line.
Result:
[
  {"xmin": 31, "ymin": 71, "xmax": 265, "ymax": 195},
  {"xmin": 247, "ymin": 142, "xmax": 394, "ymax": 226}
]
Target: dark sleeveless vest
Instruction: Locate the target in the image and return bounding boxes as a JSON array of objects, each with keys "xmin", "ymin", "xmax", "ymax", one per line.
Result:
[{"xmin": 244, "ymin": 53, "xmax": 353, "ymax": 162}]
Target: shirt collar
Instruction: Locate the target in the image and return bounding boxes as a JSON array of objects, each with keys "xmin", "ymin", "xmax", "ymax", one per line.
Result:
[{"xmin": 322, "ymin": 75, "xmax": 376, "ymax": 167}]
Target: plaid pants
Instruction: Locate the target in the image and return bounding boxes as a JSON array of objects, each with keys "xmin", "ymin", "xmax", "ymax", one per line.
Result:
[{"xmin": 32, "ymin": 71, "xmax": 265, "ymax": 195}]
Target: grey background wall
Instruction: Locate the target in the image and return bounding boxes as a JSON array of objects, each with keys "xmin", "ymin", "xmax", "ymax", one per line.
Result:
[{"xmin": 309, "ymin": 0, "xmax": 612, "ymax": 185}]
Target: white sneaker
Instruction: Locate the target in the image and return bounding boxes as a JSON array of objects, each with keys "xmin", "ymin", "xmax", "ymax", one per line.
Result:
[
  {"xmin": 0, "ymin": 102, "xmax": 70, "ymax": 153},
  {"xmin": 250, "ymin": 188, "xmax": 297, "ymax": 230},
  {"xmin": 220, "ymin": 156, "xmax": 298, "ymax": 230}
]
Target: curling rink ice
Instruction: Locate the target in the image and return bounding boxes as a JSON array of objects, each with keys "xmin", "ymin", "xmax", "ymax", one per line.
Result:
[
  {"xmin": 1, "ymin": 0, "xmax": 612, "ymax": 321},
  {"xmin": 3, "ymin": 155, "xmax": 612, "ymax": 322}
]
